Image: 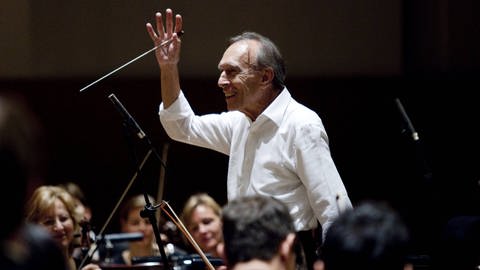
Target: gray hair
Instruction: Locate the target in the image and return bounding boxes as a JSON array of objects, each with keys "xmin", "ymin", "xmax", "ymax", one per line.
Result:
[{"xmin": 229, "ymin": 32, "xmax": 286, "ymax": 90}]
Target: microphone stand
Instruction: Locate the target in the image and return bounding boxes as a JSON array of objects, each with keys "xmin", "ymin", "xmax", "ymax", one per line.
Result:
[
  {"xmin": 395, "ymin": 98, "xmax": 433, "ymax": 182},
  {"xmin": 109, "ymin": 93, "xmax": 171, "ymax": 270},
  {"xmin": 105, "ymin": 94, "xmax": 216, "ymax": 270},
  {"xmin": 108, "ymin": 93, "xmax": 166, "ymax": 169},
  {"xmin": 79, "ymin": 149, "xmax": 154, "ymax": 269},
  {"xmin": 79, "ymin": 93, "xmax": 171, "ymax": 269},
  {"xmin": 395, "ymin": 97, "xmax": 436, "ymax": 263},
  {"xmin": 140, "ymin": 196, "xmax": 170, "ymax": 267}
]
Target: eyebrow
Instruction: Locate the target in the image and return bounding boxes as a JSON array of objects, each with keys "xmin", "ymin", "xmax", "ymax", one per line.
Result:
[{"xmin": 218, "ymin": 61, "xmax": 238, "ymax": 70}]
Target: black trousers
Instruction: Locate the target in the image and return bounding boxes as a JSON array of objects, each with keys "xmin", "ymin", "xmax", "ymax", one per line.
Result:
[{"xmin": 298, "ymin": 228, "xmax": 322, "ymax": 270}]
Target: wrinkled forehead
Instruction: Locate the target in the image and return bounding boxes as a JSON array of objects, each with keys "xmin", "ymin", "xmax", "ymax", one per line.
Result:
[{"xmin": 218, "ymin": 40, "xmax": 260, "ymax": 69}]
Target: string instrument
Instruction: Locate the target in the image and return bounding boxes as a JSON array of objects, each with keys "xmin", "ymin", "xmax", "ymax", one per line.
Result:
[{"xmin": 79, "ymin": 219, "xmax": 94, "ymax": 260}]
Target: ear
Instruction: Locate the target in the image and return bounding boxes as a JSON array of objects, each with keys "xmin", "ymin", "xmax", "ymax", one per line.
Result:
[
  {"xmin": 261, "ymin": 67, "xmax": 274, "ymax": 85},
  {"xmin": 280, "ymin": 233, "xmax": 296, "ymax": 260}
]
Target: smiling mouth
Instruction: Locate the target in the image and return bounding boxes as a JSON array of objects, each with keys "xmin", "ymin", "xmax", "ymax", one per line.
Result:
[
  {"xmin": 52, "ymin": 234, "xmax": 67, "ymax": 244},
  {"xmin": 225, "ymin": 93, "xmax": 235, "ymax": 99}
]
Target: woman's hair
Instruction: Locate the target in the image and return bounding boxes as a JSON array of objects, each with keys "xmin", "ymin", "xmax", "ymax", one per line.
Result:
[
  {"xmin": 26, "ymin": 186, "xmax": 79, "ymax": 228},
  {"xmin": 59, "ymin": 181, "xmax": 89, "ymax": 207},
  {"xmin": 180, "ymin": 193, "xmax": 222, "ymax": 228},
  {"xmin": 25, "ymin": 185, "xmax": 80, "ymax": 254},
  {"xmin": 119, "ymin": 193, "xmax": 155, "ymax": 223}
]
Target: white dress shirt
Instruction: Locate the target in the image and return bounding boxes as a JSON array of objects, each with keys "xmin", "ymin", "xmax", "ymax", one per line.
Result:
[{"xmin": 159, "ymin": 88, "xmax": 352, "ymax": 236}]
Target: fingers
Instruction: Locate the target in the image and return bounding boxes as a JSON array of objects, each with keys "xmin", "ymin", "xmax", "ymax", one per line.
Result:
[
  {"xmin": 146, "ymin": 23, "xmax": 157, "ymax": 41},
  {"xmin": 165, "ymin": 8, "xmax": 173, "ymax": 38},
  {"xmin": 147, "ymin": 9, "xmax": 182, "ymax": 42},
  {"xmin": 156, "ymin": 12, "xmax": 165, "ymax": 39},
  {"xmin": 174, "ymin": 14, "xmax": 183, "ymax": 35}
]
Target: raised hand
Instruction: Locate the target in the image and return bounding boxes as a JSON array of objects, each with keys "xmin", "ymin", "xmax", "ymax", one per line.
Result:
[{"xmin": 146, "ymin": 9, "xmax": 183, "ymax": 66}]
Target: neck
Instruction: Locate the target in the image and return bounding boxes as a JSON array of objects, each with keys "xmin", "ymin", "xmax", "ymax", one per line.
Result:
[
  {"xmin": 67, "ymin": 257, "xmax": 77, "ymax": 270},
  {"xmin": 247, "ymin": 86, "xmax": 281, "ymax": 121},
  {"xmin": 205, "ymin": 246, "xmax": 220, "ymax": 258}
]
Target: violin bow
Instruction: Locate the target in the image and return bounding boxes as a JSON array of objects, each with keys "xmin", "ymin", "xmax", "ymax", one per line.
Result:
[{"xmin": 159, "ymin": 201, "xmax": 216, "ymax": 270}]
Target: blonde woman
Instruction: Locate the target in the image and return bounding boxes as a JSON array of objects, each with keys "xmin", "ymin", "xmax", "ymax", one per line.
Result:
[
  {"xmin": 181, "ymin": 193, "xmax": 223, "ymax": 258},
  {"xmin": 26, "ymin": 185, "xmax": 101, "ymax": 270}
]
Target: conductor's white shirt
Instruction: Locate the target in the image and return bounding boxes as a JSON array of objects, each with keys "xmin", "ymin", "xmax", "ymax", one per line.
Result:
[{"xmin": 159, "ymin": 88, "xmax": 352, "ymax": 236}]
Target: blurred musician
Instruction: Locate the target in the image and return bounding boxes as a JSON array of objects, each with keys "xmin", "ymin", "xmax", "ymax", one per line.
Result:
[
  {"xmin": 0, "ymin": 93, "xmax": 66, "ymax": 270},
  {"xmin": 107, "ymin": 194, "xmax": 160, "ymax": 265},
  {"xmin": 180, "ymin": 193, "xmax": 224, "ymax": 259},
  {"xmin": 25, "ymin": 185, "xmax": 101, "ymax": 270}
]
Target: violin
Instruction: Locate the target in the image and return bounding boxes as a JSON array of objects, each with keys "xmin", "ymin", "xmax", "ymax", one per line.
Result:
[{"xmin": 79, "ymin": 219, "xmax": 95, "ymax": 259}]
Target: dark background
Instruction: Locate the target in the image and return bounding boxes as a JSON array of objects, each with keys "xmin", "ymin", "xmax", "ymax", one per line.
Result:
[{"xmin": 1, "ymin": 0, "xmax": 479, "ymax": 263}]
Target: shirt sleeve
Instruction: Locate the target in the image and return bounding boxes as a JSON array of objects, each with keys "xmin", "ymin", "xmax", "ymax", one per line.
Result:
[
  {"xmin": 158, "ymin": 91, "xmax": 232, "ymax": 155},
  {"xmin": 295, "ymin": 121, "xmax": 353, "ymax": 239}
]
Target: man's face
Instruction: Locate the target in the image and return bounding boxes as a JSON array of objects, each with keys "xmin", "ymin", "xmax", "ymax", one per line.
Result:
[{"xmin": 217, "ymin": 40, "xmax": 264, "ymax": 119}]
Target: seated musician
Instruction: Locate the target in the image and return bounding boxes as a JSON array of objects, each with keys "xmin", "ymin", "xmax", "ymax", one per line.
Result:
[
  {"xmin": 217, "ymin": 195, "xmax": 305, "ymax": 270},
  {"xmin": 180, "ymin": 193, "xmax": 224, "ymax": 259},
  {"xmin": 26, "ymin": 185, "xmax": 101, "ymax": 270},
  {"xmin": 107, "ymin": 194, "xmax": 161, "ymax": 265}
]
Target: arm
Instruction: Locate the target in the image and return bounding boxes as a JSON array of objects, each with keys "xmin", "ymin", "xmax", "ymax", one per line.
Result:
[
  {"xmin": 159, "ymin": 93, "xmax": 238, "ymax": 155},
  {"xmin": 146, "ymin": 9, "xmax": 183, "ymax": 108},
  {"xmin": 296, "ymin": 122, "xmax": 352, "ymax": 237}
]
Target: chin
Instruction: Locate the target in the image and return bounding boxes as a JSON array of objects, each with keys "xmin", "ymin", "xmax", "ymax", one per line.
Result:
[
  {"xmin": 61, "ymin": 240, "xmax": 70, "ymax": 250},
  {"xmin": 225, "ymin": 101, "xmax": 238, "ymax": 111}
]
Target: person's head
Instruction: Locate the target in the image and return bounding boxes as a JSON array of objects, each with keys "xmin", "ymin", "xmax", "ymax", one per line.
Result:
[
  {"xmin": 181, "ymin": 193, "xmax": 223, "ymax": 256},
  {"xmin": 319, "ymin": 201, "xmax": 412, "ymax": 270},
  {"xmin": 119, "ymin": 194, "xmax": 155, "ymax": 249},
  {"xmin": 217, "ymin": 32, "xmax": 286, "ymax": 120},
  {"xmin": 26, "ymin": 185, "xmax": 79, "ymax": 255},
  {"xmin": 439, "ymin": 216, "xmax": 480, "ymax": 270},
  {"xmin": 0, "ymin": 94, "xmax": 43, "ymax": 241},
  {"xmin": 220, "ymin": 195, "xmax": 299, "ymax": 270},
  {"xmin": 59, "ymin": 181, "xmax": 92, "ymax": 222}
]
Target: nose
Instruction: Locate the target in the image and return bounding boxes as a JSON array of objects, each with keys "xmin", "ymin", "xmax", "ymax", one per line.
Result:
[
  {"xmin": 198, "ymin": 224, "xmax": 208, "ymax": 234},
  {"xmin": 139, "ymin": 220, "xmax": 149, "ymax": 231},
  {"xmin": 52, "ymin": 219, "xmax": 64, "ymax": 231},
  {"xmin": 218, "ymin": 72, "xmax": 229, "ymax": 89}
]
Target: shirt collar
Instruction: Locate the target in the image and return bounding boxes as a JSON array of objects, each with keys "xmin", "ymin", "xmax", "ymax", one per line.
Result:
[{"xmin": 257, "ymin": 87, "xmax": 291, "ymax": 127}]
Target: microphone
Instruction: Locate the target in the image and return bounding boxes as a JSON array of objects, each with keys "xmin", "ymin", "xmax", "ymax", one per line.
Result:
[
  {"xmin": 108, "ymin": 93, "xmax": 146, "ymax": 140},
  {"xmin": 395, "ymin": 98, "xmax": 419, "ymax": 141}
]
